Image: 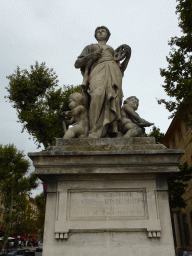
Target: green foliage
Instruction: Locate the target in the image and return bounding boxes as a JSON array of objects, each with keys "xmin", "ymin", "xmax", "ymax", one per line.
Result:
[
  {"xmin": 147, "ymin": 127, "xmax": 192, "ymax": 209},
  {"xmin": 35, "ymin": 192, "xmax": 45, "ymax": 238},
  {"xmin": 15, "ymin": 198, "xmax": 38, "ymax": 237},
  {"xmin": 6, "ymin": 62, "xmax": 81, "ymax": 148},
  {"xmin": 147, "ymin": 126, "xmax": 165, "ymax": 144},
  {"xmin": 0, "ymin": 144, "xmax": 38, "ymax": 249},
  {"xmin": 169, "ymin": 163, "xmax": 192, "ymax": 209},
  {"xmin": 158, "ymin": 0, "xmax": 192, "ymax": 124}
]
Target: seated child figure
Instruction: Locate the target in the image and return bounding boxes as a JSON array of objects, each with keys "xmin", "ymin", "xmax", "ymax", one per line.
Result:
[
  {"xmin": 61, "ymin": 93, "xmax": 88, "ymax": 139},
  {"xmin": 120, "ymin": 96, "xmax": 153, "ymax": 137}
]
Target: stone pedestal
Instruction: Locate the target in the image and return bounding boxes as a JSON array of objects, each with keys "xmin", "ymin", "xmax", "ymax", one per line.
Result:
[{"xmin": 29, "ymin": 137, "xmax": 184, "ymax": 256}]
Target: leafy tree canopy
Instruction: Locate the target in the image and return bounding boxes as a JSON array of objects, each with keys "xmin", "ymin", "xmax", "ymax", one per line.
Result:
[
  {"xmin": 158, "ymin": 0, "xmax": 192, "ymax": 124},
  {"xmin": 15, "ymin": 198, "xmax": 38, "ymax": 238},
  {"xmin": 169, "ymin": 163, "xmax": 192, "ymax": 209},
  {"xmin": 35, "ymin": 192, "xmax": 46, "ymax": 238},
  {"xmin": 147, "ymin": 126, "xmax": 192, "ymax": 209},
  {"xmin": 6, "ymin": 62, "xmax": 81, "ymax": 148},
  {"xmin": 147, "ymin": 126, "xmax": 165, "ymax": 144},
  {"xmin": 0, "ymin": 144, "xmax": 39, "ymax": 250}
]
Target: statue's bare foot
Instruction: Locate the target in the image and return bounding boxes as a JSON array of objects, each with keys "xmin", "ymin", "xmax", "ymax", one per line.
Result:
[
  {"xmin": 88, "ymin": 132, "xmax": 99, "ymax": 139},
  {"xmin": 139, "ymin": 122, "xmax": 154, "ymax": 127}
]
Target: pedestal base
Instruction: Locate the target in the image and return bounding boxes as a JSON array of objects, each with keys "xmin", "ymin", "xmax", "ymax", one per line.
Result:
[{"xmin": 29, "ymin": 137, "xmax": 183, "ymax": 256}]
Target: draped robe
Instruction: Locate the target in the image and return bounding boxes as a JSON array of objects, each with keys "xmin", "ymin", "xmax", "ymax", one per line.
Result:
[{"xmin": 78, "ymin": 44, "xmax": 123, "ymax": 138}]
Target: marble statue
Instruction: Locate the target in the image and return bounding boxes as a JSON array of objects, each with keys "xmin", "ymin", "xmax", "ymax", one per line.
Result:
[
  {"xmin": 119, "ymin": 96, "xmax": 153, "ymax": 137},
  {"xmin": 75, "ymin": 26, "xmax": 131, "ymax": 138},
  {"xmin": 60, "ymin": 27, "xmax": 153, "ymax": 139},
  {"xmin": 60, "ymin": 93, "xmax": 88, "ymax": 139}
]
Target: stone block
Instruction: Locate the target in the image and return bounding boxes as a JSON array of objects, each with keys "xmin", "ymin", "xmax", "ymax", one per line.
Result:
[{"xmin": 28, "ymin": 137, "xmax": 184, "ymax": 256}]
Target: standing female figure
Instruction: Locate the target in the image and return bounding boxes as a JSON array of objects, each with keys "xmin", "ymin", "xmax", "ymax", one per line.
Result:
[{"xmin": 75, "ymin": 26, "xmax": 131, "ymax": 138}]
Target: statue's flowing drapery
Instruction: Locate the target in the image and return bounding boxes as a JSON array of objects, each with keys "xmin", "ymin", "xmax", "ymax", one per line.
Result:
[{"xmin": 79, "ymin": 44, "xmax": 123, "ymax": 138}]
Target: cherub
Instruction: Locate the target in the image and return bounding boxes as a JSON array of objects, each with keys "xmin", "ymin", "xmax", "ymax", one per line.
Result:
[
  {"xmin": 120, "ymin": 96, "xmax": 153, "ymax": 137},
  {"xmin": 60, "ymin": 93, "xmax": 89, "ymax": 139}
]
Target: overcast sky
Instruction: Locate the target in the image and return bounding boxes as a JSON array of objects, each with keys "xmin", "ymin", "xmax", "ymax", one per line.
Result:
[{"xmin": 0, "ymin": 0, "xmax": 181, "ymax": 196}]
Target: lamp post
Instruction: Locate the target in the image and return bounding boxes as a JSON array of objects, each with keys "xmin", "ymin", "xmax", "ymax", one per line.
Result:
[{"xmin": 16, "ymin": 213, "xmax": 21, "ymax": 249}]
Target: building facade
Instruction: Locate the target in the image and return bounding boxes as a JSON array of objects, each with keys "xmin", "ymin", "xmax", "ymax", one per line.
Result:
[
  {"xmin": 26, "ymin": 195, "xmax": 38, "ymax": 218},
  {"xmin": 0, "ymin": 194, "xmax": 38, "ymax": 238},
  {"xmin": 164, "ymin": 116, "xmax": 192, "ymax": 252}
]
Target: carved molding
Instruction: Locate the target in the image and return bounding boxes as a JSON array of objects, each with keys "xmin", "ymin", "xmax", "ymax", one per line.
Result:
[
  {"xmin": 55, "ymin": 232, "xmax": 68, "ymax": 239},
  {"xmin": 148, "ymin": 231, "xmax": 161, "ymax": 238},
  {"xmin": 55, "ymin": 231, "xmax": 161, "ymax": 240}
]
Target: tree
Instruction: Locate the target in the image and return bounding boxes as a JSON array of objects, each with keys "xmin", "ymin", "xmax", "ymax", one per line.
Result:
[
  {"xmin": 147, "ymin": 126, "xmax": 165, "ymax": 144},
  {"xmin": 35, "ymin": 192, "xmax": 46, "ymax": 239},
  {"xmin": 0, "ymin": 144, "xmax": 38, "ymax": 251},
  {"xmin": 158, "ymin": 0, "xmax": 192, "ymax": 125},
  {"xmin": 5, "ymin": 62, "xmax": 81, "ymax": 148},
  {"xmin": 147, "ymin": 126, "xmax": 192, "ymax": 209},
  {"xmin": 168, "ymin": 163, "xmax": 192, "ymax": 209},
  {"xmin": 16, "ymin": 198, "xmax": 39, "ymax": 238}
]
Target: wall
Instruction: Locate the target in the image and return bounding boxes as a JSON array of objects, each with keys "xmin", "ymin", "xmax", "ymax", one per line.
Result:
[{"xmin": 164, "ymin": 116, "xmax": 192, "ymax": 251}]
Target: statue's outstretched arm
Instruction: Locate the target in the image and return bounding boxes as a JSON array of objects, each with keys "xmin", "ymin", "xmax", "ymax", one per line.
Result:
[
  {"xmin": 123, "ymin": 104, "xmax": 142, "ymax": 123},
  {"xmin": 65, "ymin": 106, "xmax": 84, "ymax": 118},
  {"xmin": 65, "ymin": 117, "xmax": 75, "ymax": 126},
  {"xmin": 75, "ymin": 51, "xmax": 102, "ymax": 69}
]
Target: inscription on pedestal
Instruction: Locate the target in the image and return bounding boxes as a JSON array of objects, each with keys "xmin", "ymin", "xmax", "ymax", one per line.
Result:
[{"xmin": 67, "ymin": 189, "xmax": 147, "ymax": 220}]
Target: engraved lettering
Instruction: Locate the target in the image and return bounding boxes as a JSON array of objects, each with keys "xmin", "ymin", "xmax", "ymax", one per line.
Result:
[{"xmin": 68, "ymin": 190, "xmax": 146, "ymax": 219}]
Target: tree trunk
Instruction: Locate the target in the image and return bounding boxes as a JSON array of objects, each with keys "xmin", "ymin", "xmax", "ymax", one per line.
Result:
[{"xmin": 1, "ymin": 186, "xmax": 14, "ymax": 252}]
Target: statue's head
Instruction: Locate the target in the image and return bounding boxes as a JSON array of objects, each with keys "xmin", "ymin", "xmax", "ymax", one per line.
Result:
[
  {"xmin": 95, "ymin": 26, "xmax": 111, "ymax": 42},
  {"xmin": 124, "ymin": 96, "xmax": 139, "ymax": 110},
  {"xmin": 69, "ymin": 93, "xmax": 84, "ymax": 109}
]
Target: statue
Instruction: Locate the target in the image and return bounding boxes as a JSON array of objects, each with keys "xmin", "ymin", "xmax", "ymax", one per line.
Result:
[
  {"xmin": 60, "ymin": 93, "xmax": 88, "ymax": 139},
  {"xmin": 60, "ymin": 27, "xmax": 154, "ymax": 140},
  {"xmin": 75, "ymin": 26, "xmax": 131, "ymax": 138},
  {"xmin": 119, "ymin": 96, "xmax": 153, "ymax": 137}
]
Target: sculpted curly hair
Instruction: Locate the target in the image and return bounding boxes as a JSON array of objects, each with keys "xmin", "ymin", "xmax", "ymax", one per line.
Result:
[
  {"xmin": 69, "ymin": 93, "xmax": 84, "ymax": 105},
  {"xmin": 124, "ymin": 96, "xmax": 139, "ymax": 110},
  {"xmin": 94, "ymin": 26, "xmax": 111, "ymax": 41}
]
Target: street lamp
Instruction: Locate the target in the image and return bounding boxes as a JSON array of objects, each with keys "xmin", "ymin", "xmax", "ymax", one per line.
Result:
[{"xmin": 16, "ymin": 213, "xmax": 21, "ymax": 249}]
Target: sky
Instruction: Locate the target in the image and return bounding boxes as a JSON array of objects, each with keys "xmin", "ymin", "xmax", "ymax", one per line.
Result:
[{"xmin": 0, "ymin": 0, "xmax": 182, "ymax": 196}]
